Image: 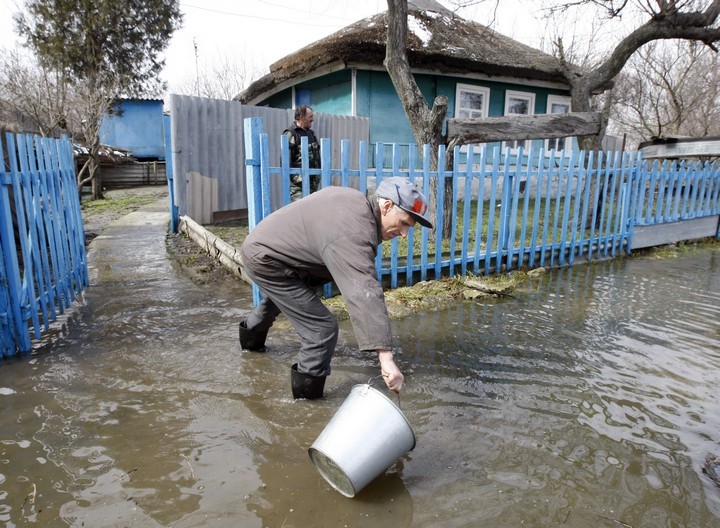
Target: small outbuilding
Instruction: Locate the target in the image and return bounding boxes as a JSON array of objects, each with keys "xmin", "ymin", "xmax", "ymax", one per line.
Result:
[
  {"xmin": 100, "ymin": 98, "xmax": 166, "ymax": 161},
  {"xmin": 96, "ymin": 98, "xmax": 168, "ymax": 188}
]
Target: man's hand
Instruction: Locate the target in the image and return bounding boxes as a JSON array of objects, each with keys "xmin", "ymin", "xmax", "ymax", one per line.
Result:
[{"xmin": 377, "ymin": 349, "xmax": 404, "ymax": 393}]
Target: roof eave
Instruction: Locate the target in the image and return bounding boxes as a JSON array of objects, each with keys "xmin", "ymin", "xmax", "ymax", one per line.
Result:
[{"xmin": 237, "ymin": 60, "xmax": 348, "ymax": 104}]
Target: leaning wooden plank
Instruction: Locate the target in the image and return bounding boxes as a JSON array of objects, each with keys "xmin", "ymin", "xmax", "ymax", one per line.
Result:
[{"xmin": 179, "ymin": 215, "xmax": 251, "ymax": 284}]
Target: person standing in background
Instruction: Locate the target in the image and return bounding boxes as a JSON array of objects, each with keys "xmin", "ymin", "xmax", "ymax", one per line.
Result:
[{"xmin": 283, "ymin": 105, "xmax": 321, "ymax": 201}]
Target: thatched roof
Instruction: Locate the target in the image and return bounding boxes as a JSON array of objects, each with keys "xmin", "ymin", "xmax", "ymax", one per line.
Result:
[{"xmin": 237, "ymin": 0, "xmax": 569, "ymax": 105}]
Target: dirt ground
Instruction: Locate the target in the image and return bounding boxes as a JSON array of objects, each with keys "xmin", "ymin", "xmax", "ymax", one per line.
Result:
[{"xmin": 166, "ymin": 227, "xmax": 239, "ymax": 286}]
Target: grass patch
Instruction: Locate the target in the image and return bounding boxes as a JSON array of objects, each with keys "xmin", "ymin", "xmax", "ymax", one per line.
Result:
[
  {"xmin": 207, "ymin": 223, "xmax": 250, "ymax": 248},
  {"xmin": 322, "ymin": 271, "xmax": 532, "ymax": 320},
  {"xmin": 81, "ymin": 194, "xmax": 163, "ymax": 216}
]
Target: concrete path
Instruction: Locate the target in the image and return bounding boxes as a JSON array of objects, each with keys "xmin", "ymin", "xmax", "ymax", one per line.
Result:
[{"xmin": 87, "ymin": 197, "xmax": 175, "ymax": 285}]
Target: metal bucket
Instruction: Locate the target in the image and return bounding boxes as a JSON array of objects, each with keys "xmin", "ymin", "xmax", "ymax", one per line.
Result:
[{"xmin": 308, "ymin": 383, "xmax": 416, "ymax": 498}]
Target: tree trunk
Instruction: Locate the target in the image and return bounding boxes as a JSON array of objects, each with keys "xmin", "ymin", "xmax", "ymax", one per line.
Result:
[
  {"xmin": 384, "ymin": 0, "xmax": 449, "ymax": 237},
  {"xmin": 89, "ymin": 136, "xmax": 103, "ymax": 200}
]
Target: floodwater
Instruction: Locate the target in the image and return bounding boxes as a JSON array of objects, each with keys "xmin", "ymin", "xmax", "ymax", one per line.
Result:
[{"xmin": 1, "ymin": 233, "xmax": 719, "ymax": 527}]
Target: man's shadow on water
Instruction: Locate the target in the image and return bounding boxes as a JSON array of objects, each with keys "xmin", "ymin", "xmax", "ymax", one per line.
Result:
[{"xmin": 237, "ymin": 348, "xmax": 415, "ymax": 527}]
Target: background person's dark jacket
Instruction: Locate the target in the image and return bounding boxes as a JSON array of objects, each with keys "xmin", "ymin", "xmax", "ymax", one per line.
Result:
[{"xmin": 283, "ymin": 123, "xmax": 321, "ymax": 169}]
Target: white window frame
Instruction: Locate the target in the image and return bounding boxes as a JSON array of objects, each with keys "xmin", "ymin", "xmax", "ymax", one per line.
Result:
[
  {"xmin": 454, "ymin": 83, "xmax": 490, "ymax": 155},
  {"xmin": 503, "ymin": 90, "xmax": 535, "ymax": 152},
  {"xmin": 546, "ymin": 95, "xmax": 572, "ymax": 153},
  {"xmin": 455, "ymin": 83, "xmax": 490, "ymax": 120}
]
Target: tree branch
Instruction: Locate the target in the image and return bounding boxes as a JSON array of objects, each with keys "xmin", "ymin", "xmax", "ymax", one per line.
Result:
[{"xmin": 582, "ymin": 0, "xmax": 720, "ymax": 95}]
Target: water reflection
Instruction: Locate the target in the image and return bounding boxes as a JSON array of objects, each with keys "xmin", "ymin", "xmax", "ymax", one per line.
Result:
[
  {"xmin": 0, "ymin": 242, "xmax": 718, "ymax": 527},
  {"xmin": 392, "ymin": 251, "xmax": 720, "ymax": 527}
]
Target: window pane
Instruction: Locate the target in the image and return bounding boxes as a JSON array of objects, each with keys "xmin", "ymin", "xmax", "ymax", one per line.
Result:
[
  {"xmin": 550, "ymin": 102, "xmax": 570, "ymax": 114},
  {"xmin": 508, "ymin": 139, "xmax": 522, "ymax": 149},
  {"xmin": 548, "ymin": 137, "xmax": 570, "ymax": 152},
  {"xmin": 459, "ymin": 109, "xmax": 484, "ymax": 119},
  {"xmin": 461, "ymin": 91, "xmax": 485, "ymax": 109},
  {"xmin": 508, "ymin": 97, "xmax": 529, "ymax": 115}
]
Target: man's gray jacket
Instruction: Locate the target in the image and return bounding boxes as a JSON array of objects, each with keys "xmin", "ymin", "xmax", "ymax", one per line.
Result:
[{"xmin": 240, "ymin": 186, "xmax": 392, "ymax": 351}]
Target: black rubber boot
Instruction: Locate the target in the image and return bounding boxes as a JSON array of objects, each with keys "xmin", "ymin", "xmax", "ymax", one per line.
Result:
[
  {"xmin": 238, "ymin": 317, "xmax": 268, "ymax": 352},
  {"xmin": 291, "ymin": 363, "xmax": 326, "ymax": 400}
]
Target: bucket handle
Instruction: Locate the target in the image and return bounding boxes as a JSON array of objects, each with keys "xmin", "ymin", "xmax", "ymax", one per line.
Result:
[{"xmin": 367, "ymin": 374, "xmax": 402, "ymax": 409}]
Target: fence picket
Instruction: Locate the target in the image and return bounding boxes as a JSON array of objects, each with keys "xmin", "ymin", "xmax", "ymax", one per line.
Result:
[
  {"xmin": 461, "ymin": 146, "xmax": 474, "ymax": 276},
  {"xmin": 505, "ymin": 146, "xmax": 520, "ymax": 271},
  {"xmin": 420, "ymin": 144, "xmax": 431, "ymax": 281},
  {"xmin": 406, "ymin": 144, "xmax": 419, "ymax": 285},
  {"xmin": 446, "ymin": 148, "xmax": 459, "ymax": 278},
  {"xmin": 40, "ymin": 137, "xmax": 70, "ymax": 309}
]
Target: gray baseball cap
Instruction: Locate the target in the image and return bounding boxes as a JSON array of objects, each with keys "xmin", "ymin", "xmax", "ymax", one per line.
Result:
[{"xmin": 375, "ymin": 177, "xmax": 433, "ymax": 229}]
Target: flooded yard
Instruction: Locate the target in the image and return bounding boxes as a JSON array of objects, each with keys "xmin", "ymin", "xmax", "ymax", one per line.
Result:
[{"xmin": 1, "ymin": 237, "xmax": 719, "ymax": 527}]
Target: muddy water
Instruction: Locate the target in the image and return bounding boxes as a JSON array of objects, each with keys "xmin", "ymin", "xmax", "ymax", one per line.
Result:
[{"xmin": 1, "ymin": 243, "xmax": 719, "ymax": 527}]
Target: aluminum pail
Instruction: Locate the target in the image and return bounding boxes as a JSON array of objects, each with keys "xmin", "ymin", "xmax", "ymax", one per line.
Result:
[{"xmin": 308, "ymin": 383, "xmax": 416, "ymax": 498}]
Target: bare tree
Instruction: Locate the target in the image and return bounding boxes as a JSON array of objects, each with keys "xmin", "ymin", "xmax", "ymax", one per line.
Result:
[
  {"xmin": 0, "ymin": 48, "xmax": 69, "ymax": 137},
  {"xmin": 384, "ymin": 0, "xmax": 449, "ymax": 235},
  {"xmin": 67, "ymin": 79, "xmax": 125, "ymax": 192},
  {"xmin": 610, "ymin": 40, "xmax": 720, "ymax": 148},
  {"xmin": 171, "ymin": 51, "xmax": 264, "ymax": 101},
  {"xmin": 549, "ymin": 0, "xmax": 720, "ymax": 150},
  {"xmin": 15, "ymin": 0, "xmax": 182, "ymax": 199},
  {"xmin": 385, "ymin": 0, "xmax": 448, "ymax": 167}
]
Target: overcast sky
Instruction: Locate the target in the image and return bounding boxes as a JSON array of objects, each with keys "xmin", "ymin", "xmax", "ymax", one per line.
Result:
[{"xmin": 1, "ymin": 0, "xmax": 628, "ymax": 93}]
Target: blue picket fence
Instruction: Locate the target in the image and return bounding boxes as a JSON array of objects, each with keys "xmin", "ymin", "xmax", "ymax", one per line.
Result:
[
  {"xmin": 633, "ymin": 157, "xmax": 720, "ymax": 225},
  {"xmin": 243, "ymin": 117, "xmax": 720, "ymax": 303},
  {"xmin": 0, "ymin": 133, "xmax": 88, "ymax": 359}
]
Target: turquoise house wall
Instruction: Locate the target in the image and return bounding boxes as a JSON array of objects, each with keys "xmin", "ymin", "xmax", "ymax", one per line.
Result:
[
  {"xmin": 356, "ymin": 70, "xmax": 442, "ymax": 145},
  {"xmin": 254, "ymin": 69, "xmax": 573, "ymax": 154},
  {"xmin": 264, "ymin": 71, "xmax": 352, "ymax": 116},
  {"xmin": 357, "ymin": 71, "xmax": 415, "ymax": 144},
  {"xmin": 296, "ymin": 70, "xmax": 352, "ymax": 115},
  {"xmin": 264, "ymin": 90, "xmax": 293, "ymax": 109}
]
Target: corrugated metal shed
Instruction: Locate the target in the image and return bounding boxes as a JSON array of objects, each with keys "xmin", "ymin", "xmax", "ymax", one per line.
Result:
[{"xmin": 168, "ymin": 95, "xmax": 369, "ymax": 224}]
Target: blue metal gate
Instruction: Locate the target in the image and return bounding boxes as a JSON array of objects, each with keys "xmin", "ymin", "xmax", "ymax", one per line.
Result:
[{"xmin": 0, "ymin": 133, "xmax": 88, "ymax": 359}]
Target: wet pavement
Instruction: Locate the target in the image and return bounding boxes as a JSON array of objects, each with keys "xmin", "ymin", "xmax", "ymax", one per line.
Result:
[{"xmin": 1, "ymin": 198, "xmax": 719, "ymax": 527}]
